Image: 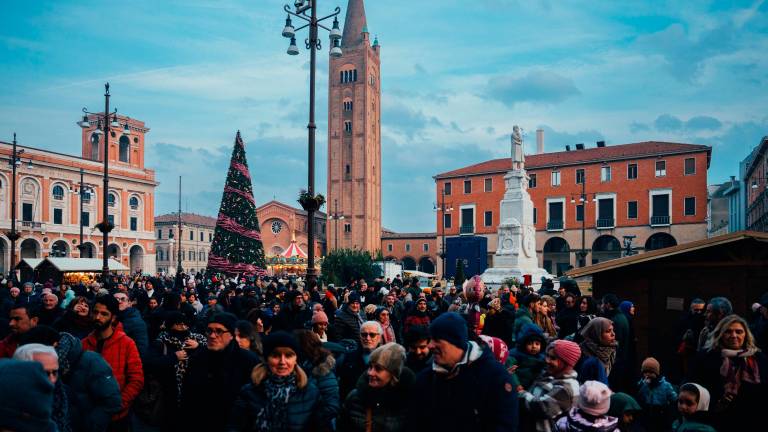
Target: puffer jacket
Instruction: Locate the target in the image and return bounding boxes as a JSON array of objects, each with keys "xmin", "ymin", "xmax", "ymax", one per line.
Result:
[
  {"xmin": 332, "ymin": 305, "xmax": 364, "ymax": 342},
  {"xmin": 228, "ymin": 364, "xmax": 320, "ymax": 432},
  {"xmin": 57, "ymin": 332, "xmax": 122, "ymax": 432},
  {"xmin": 82, "ymin": 326, "xmax": 144, "ymax": 419},
  {"xmin": 302, "ymin": 355, "xmax": 340, "ymax": 430},
  {"xmin": 117, "ymin": 307, "xmax": 149, "ymax": 359},
  {"xmin": 555, "ymin": 408, "xmax": 619, "ymax": 432},
  {"xmin": 338, "ymin": 367, "xmax": 415, "ymax": 432}
]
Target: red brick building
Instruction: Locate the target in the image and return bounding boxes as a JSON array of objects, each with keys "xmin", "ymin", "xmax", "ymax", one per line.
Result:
[
  {"xmin": 746, "ymin": 136, "xmax": 768, "ymax": 232},
  {"xmin": 381, "ymin": 230, "xmax": 437, "ymax": 273},
  {"xmin": 434, "ymin": 140, "xmax": 711, "ymax": 276}
]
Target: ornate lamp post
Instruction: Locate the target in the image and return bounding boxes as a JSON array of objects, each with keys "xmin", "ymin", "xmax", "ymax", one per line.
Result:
[
  {"xmin": 78, "ymin": 83, "xmax": 131, "ymax": 280},
  {"xmin": 434, "ymin": 187, "xmax": 453, "ymax": 279},
  {"xmin": 70, "ymin": 168, "xmax": 94, "ymax": 258},
  {"xmin": 280, "ymin": 0, "xmax": 343, "ymax": 282},
  {"xmin": 570, "ymin": 179, "xmax": 597, "ymax": 267},
  {"xmin": 4, "ymin": 133, "xmax": 23, "ymax": 278}
]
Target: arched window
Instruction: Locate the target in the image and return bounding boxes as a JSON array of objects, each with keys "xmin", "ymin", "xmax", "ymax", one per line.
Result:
[
  {"xmin": 52, "ymin": 185, "xmax": 65, "ymax": 200},
  {"xmin": 108, "ymin": 193, "xmax": 116, "ymax": 207},
  {"xmin": 119, "ymin": 135, "xmax": 130, "ymax": 163},
  {"xmin": 129, "ymin": 196, "xmax": 139, "ymax": 210}
]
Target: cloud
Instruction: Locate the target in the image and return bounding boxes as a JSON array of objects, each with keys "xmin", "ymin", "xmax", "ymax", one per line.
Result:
[
  {"xmin": 382, "ymin": 102, "xmax": 442, "ymax": 140},
  {"xmin": 629, "ymin": 122, "xmax": 651, "ymax": 133},
  {"xmin": 685, "ymin": 115, "xmax": 722, "ymax": 131},
  {"xmin": 634, "ymin": 23, "xmax": 737, "ymax": 82},
  {"xmin": 654, "ymin": 114, "xmax": 683, "ymax": 132},
  {"xmin": 485, "ymin": 70, "xmax": 580, "ymax": 107}
]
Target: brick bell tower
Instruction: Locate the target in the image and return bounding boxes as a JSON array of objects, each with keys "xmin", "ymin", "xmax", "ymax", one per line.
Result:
[{"xmin": 327, "ymin": 0, "xmax": 381, "ymax": 253}]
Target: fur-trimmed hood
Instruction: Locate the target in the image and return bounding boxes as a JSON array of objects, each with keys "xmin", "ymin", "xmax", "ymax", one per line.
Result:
[
  {"xmin": 310, "ymin": 354, "xmax": 335, "ymax": 377},
  {"xmin": 250, "ymin": 363, "xmax": 309, "ymax": 389}
]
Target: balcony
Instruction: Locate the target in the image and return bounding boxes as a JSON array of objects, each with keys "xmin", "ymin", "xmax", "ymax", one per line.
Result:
[
  {"xmin": 459, "ymin": 225, "xmax": 474, "ymax": 235},
  {"xmin": 20, "ymin": 221, "xmax": 44, "ymax": 231},
  {"xmin": 596, "ymin": 218, "xmax": 615, "ymax": 229},
  {"xmin": 651, "ymin": 215, "xmax": 670, "ymax": 226},
  {"xmin": 546, "ymin": 220, "xmax": 564, "ymax": 231}
]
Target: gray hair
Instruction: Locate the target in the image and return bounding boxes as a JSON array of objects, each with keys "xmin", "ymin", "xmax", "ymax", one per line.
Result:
[
  {"xmin": 13, "ymin": 343, "xmax": 58, "ymax": 361},
  {"xmin": 361, "ymin": 320, "xmax": 383, "ymax": 335},
  {"xmin": 708, "ymin": 297, "xmax": 733, "ymax": 316}
]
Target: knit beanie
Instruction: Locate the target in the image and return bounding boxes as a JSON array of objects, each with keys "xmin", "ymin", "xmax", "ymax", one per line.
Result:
[
  {"xmin": 262, "ymin": 331, "xmax": 300, "ymax": 358},
  {"xmin": 0, "ymin": 360, "xmax": 56, "ymax": 432},
  {"xmin": 549, "ymin": 340, "xmax": 581, "ymax": 368},
  {"xmin": 311, "ymin": 311, "xmax": 329, "ymax": 324},
  {"xmin": 429, "ymin": 312, "xmax": 468, "ymax": 349},
  {"xmin": 578, "ymin": 380, "xmax": 613, "ymax": 416},
  {"xmin": 479, "ymin": 335, "xmax": 509, "ymax": 364},
  {"xmin": 164, "ymin": 311, "xmax": 188, "ymax": 328},
  {"xmin": 348, "ymin": 291, "xmax": 361, "ymax": 304},
  {"xmin": 641, "ymin": 357, "xmax": 660, "ymax": 376},
  {"xmin": 208, "ymin": 312, "xmax": 238, "ymax": 334},
  {"xmin": 369, "ymin": 342, "xmax": 406, "ymax": 380}
]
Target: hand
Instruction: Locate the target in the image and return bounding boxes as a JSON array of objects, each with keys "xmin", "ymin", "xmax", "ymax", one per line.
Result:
[
  {"xmin": 175, "ymin": 350, "xmax": 188, "ymax": 361},
  {"xmin": 184, "ymin": 339, "xmax": 199, "ymax": 350},
  {"xmin": 507, "ymin": 365, "xmax": 518, "ymax": 374}
]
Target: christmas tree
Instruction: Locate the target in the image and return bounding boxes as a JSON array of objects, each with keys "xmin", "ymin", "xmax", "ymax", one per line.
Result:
[{"xmin": 206, "ymin": 131, "xmax": 267, "ymax": 277}]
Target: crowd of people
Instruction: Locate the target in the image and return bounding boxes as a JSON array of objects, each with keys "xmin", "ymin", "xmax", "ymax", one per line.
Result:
[{"xmin": 0, "ymin": 270, "xmax": 767, "ymax": 432}]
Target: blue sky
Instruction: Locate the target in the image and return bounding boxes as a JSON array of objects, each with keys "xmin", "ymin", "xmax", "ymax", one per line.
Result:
[{"xmin": 1, "ymin": 0, "xmax": 766, "ymax": 232}]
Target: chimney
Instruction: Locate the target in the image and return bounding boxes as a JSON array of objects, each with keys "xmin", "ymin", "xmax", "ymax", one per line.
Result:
[
  {"xmin": 565, "ymin": 145, "xmax": 571, "ymax": 152},
  {"xmin": 536, "ymin": 129, "xmax": 544, "ymax": 154},
  {"xmin": 575, "ymin": 143, "xmax": 585, "ymax": 150},
  {"xmin": 596, "ymin": 140, "xmax": 606, "ymax": 148}
]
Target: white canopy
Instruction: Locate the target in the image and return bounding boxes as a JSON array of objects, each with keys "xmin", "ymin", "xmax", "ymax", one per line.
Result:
[
  {"xmin": 17, "ymin": 258, "xmax": 44, "ymax": 269},
  {"xmin": 402, "ymin": 269, "xmax": 436, "ymax": 278},
  {"xmin": 42, "ymin": 258, "xmax": 129, "ymax": 272}
]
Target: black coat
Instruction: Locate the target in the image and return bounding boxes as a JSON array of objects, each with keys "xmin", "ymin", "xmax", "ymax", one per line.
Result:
[
  {"xmin": 272, "ymin": 304, "xmax": 313, "ymax": 332},
  {"xmin": 338, "ymin": 367, "xmax": 416, "ymax": 432},
  {"xmin": 180, "ymin": 340, "xmax": 260, "ymax": 432},
  {"xmin": 482, "ymin": 309, "xmax": 516, "ymax": 347},
  {"xmin": 688, "ymin": 348, "xmax": 768, "ymax": 431},
  {"xmin": 407, "ymin": 344, "xmax": 519, "ymax": 432},
  {"xmin": 332, "ymin": 306, "xmax": 363, "ymax": 342},
  {"xmin": 336, "ymin": 346, "xmax": 369, "ymax": 401}
]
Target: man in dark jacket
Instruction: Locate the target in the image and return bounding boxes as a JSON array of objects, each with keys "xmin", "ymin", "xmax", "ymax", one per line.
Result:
[
  {"xmin": 113, "ymin": 292, "xmax": 149, "ymax": 359},
  {"xmin": 331, "ymin": 292, "xmax": 364, "ymax": 342},
  {"xmin": 336, "ymin": 320, "xmax": 383, "ymax": 399},
  {"xmin": 57, "ymin": 332, "xmax": 123, "ymax": 432},
  {"xmin": 272, "ymin": 290, "xmax": 313, "ymax": 332},
  {"xmin": 404, "ymin": 324, "xmax": 432, "ymax": 373},
  {"xmin": 180, "ymin": 312, "xmax": 259, "ymax": 432},
  {"xmin": 408, "ymin": 312, "xmax": 519, "ymax": 432}
]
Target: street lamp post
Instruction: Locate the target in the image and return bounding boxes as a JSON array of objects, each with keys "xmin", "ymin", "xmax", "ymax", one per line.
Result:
[
  {"xmin": 434, "ymin": 187, "xmax": 453, "ymax": 279},
  {"xmin": 4, "ymin": 133, "xmax": 23, "ymax": 278},
  {"xmin": 329, "ymin": 199, "xmax": 345, "ymax": 251},
  {"xmin": 71, "ymin": 168, "xmax": 94, "ymax": 257},
  {"xmin": 78, "ymin": 83, "xmax": 131, "ymax": 281},
  {"xmin": 280, "ymin": 0, "xmax": 343, "ymax": 283},
  {"xmin": 570, "ymin": 179, "xmax": 594, "ymax": 267}
]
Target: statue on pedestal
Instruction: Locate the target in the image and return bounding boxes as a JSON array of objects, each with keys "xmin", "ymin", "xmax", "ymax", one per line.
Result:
[{"xmin": 512, "ymin": 125, "xmax": 524, "ymax": 171}]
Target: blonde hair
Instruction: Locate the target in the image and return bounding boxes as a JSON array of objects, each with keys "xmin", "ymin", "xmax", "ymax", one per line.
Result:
[{"xmin": 704, "ymin": 314, "xmax": 758, "ymax": 352}]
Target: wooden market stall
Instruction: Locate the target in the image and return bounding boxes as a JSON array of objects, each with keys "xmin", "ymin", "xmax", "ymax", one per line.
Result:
[
  {"xmin": 566, "ymin": 231, "xmax": 768, "ymax": 380},
  {"xmin": 34, "ymin": 258, "xmax": 129, "ymax": 286}
]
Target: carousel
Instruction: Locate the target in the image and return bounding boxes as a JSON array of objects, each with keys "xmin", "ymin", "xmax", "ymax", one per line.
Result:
[{"xmin": 266, "ymin": 234, "xmax": 320, "ymax": 276}]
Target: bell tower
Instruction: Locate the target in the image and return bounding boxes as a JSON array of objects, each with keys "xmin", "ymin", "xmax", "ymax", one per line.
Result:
[
  {"xmin": 80, "ymin": 114, "xmax": 149, "ymax": 169},
  {"xmin": 327, "ymin": 0, "xmax": 381, "ymax": 253}
]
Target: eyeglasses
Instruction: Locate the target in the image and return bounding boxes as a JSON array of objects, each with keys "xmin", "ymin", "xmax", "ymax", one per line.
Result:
[
  {"xmin": 206, "ymin": 327, "xmax": 230, "ymax": 336},
  {"xmin": 45, "ymin": 369, "xmax": 59, "ymax": 378},
  {"xmin": 360, "ymin": 332, "xmax": 380, "ymax": 339},
  {"xmin": 114, "ymin": 296, "xmax": 128, "ymax": 302}
]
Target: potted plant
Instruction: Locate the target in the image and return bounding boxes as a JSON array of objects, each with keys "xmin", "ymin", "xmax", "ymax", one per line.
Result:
[{"xmin": 298, "ymin": 189, "xmax": 326, "ymax": 212}]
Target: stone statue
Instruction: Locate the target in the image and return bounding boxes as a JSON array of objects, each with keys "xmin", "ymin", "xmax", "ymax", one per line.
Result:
[{"xmin": 512, "ymin": 125, "xmax": 524, "ymax": 170}]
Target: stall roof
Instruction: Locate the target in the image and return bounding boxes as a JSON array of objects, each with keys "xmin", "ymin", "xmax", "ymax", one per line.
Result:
[
  {"xmin": 42, "ymin": 258, "xmax": 129, "ymax": 272},
  {"xmin": 16, "ymin": 258, "xmax": 44, "ymax": 269},
  {"xmin": 566, "ymin": 231, "xmax": 768, "ymax": 278},
  {"xmin": 403, "ymin": 269, "xmax": 436, "ymax": 278}
]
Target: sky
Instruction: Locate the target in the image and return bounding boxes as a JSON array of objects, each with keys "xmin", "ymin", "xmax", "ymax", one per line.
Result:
[{"xmin": 1, "ymin": 0, "xmax": 766, "ymax": 232}]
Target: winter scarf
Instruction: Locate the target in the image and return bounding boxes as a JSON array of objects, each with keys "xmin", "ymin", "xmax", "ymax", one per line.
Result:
[
  {"xmin": 157, "ymin": 330, "xmax": 208, "ymax": 403},
  {"xmin": 580, "ymin": 318, "xmax": 617, "ymax": 376},
  {"xmin": 53, "ymin": 379, "xmax": 72, "ymax": 432},
  {"xmin": 255, "ymin": 373, "xmax": 298, "ymax": 432},
  {"xmin": 720, "ymin": 347, "xmax": 761, "ymax": 397},
  {"xmin": 56, "ymin": 332, "xmax": 78, "ymax": 377}
]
